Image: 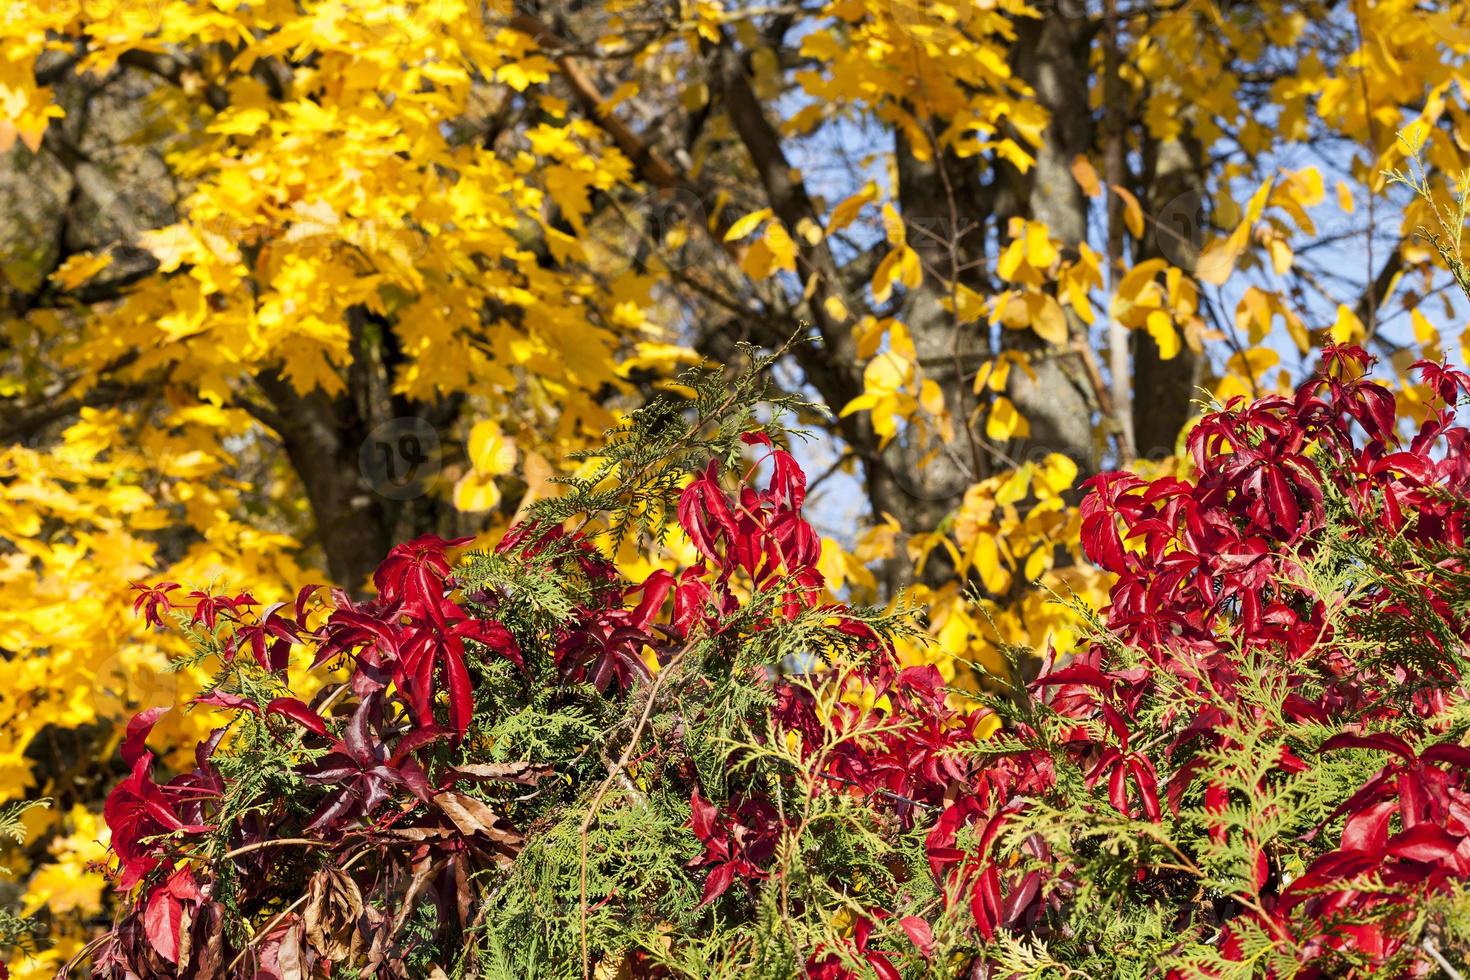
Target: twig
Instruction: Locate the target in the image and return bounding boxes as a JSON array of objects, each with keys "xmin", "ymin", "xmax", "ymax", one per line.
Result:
[
  {"xmin": 1424, "ymin": 938, "xmax": 1467, "ymax": 980},
  {"xmin": 54, "ymin": 931, "xmax": 112, "ymax": 978},
  {"xmin": 219, "ymin": 837, "xmax": 331, "ymax": 861},
  {"xmin": 817, "ymin": 770, "xmax": 941, "ymax": 812},
  {"xmin": 804, "ymin": 452, "xmax": 854, "ymax": 497}
]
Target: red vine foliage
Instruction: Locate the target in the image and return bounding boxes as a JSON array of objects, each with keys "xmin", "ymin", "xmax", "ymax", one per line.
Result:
[{"xmin": 92, "ymin": 348, "xmax": 1470, "ymax": 978}]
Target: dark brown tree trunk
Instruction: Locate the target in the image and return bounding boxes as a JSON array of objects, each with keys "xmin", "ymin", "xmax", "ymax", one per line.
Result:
[
  {"xmin": 1134, "ymin": 134, "xmax": 1208, "ymax": 459},
  {"xmin": 254, "ymin": 374, "xmax": 393, "ymax": 595},
  {"xmin": 253, "ymin": 313, "xmax": 412, "ymax": 595}
]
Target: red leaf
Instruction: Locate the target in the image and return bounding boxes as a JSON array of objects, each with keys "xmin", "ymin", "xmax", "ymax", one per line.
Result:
[
  {"xmin": 1251, "ymin": 846, "xmax": 1269, "ymax": 892},
  {"xmin": 969, "ymin": 865, "xmax": 1002, "ymax": 940},
  {"xmin": 689, "ymin": 792, "xmax": 719, "ymax": 842},
  {"xmin": 1001, "ymin": 870, "xmax": 1041, "ymax": 927},
  {"xmin": 898, "ymin": 916, "xmax": 933, "ymax": 958},
  {"xmin": 266, "ymin": 698, "xmax": 330, "ymax": 737},
  {"xmin": 142, "ymin": 868, "xmax": 198, "ymax": 964},
  {"xmin": 443, "ymin": 637, "xmax": 475, "ymax": 737},
  {"xmin": 1032, "ymin": 663, "xmax": 1113, "ymax": 690},
  {"xmin": 867, "ymin": 953, "xmax": 900, "ymax": 980},
  {"xmin": 1340, "ymin": 799, "xmax": 1396, "ymax": 853},
  {"xmin": 1107, "ymin": 762, "xmax": 1128, "ymax": 814},
  {"xmin": 143, "ymin": 884, "xmax": 184, "ymax": 963},
  {"xmin": 194, "ymin": 691, "xmax": 260, "ymax": 714},
  {"xmin": 700, "ymin": 862, "xmax": 735, "ymax": 905},
  {"xmin": 294, "ymin": 583, "xmax": 322, "ymax": 624},
  {"xmin": 1319, "ymin": 732, "xmax": 1415, "ymax": 760},
  {"xmin": 631, "ymin": 570, "xmax": 675, "ymax": 629},
  {"xmin": 122, "ymin": 707, "xmax": 170, "ymax": 767},
  {"xmin": 1387, "ymin": 824, "xmax": 1460, "ymax": 864},
  {"xmin": 1129, "ymin": 756, "xmax": 1161, "ymax": 822}
]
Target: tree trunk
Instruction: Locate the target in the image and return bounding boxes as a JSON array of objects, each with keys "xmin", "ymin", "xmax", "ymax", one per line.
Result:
[
  {"xmin": 857, "ymin": 130, "xmax": 994, "ymax": 585},
  {"xmin": 254, "ymin": 313, "xmax": 406, "ymax": 595},
  {"xmin": 1134, "ymin": 134, "xmax": 1207, "ymax": 459},
  {"xmin": 1002, "ymin": 13, "xmax": 1099, "ymax": 473}
]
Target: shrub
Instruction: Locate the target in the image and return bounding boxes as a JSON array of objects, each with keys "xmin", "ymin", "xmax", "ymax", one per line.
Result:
[
  {"xmin": 0, "ymin": 800, "xmax": 48, "ymax": 979},
  {"xmin": 975, "ymin": 345, "xmax": 1470, "ymax": 977},
  {"xmin": 77, "ymin": 346, "xmax": 1470, "ymax": 978}
]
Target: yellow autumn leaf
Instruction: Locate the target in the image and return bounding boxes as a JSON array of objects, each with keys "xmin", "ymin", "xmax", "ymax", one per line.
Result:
[
  {"xmin": 467, "ymin": 420, "xmax": 518, "ymax": 476},
  {"xmin": 741, "ymin": 237, "xmax": 777, "ymax": 279},
  {"xmin": 872, "ymin": 245, "xmax": 920, "ymax": 303},
  {"xmin": 1330, "ymin": 304, "xmax": 1365, "ymax": 343},
  {"xmin": 994, "ymin": 465, "xmax": 1032, "ymax": 506},
  {"xmin": 972, "ymin": 355, "xmax": 1012, "ymax": 394},
  {"xmin": 818, "ymin": 537, "xmax": 849, "ymax": 592},
  {"xmin": 852, "ymin": 316, "xmax": 887, "ymax": 359},
  {"xmin": 496, "ymin": 58, "xmax": 553, "ymax": 92},
  {"xmin": 1060, "ymin": 261, "xmax": 1097, "ymax": 324},
  {"xmin": 950, "ymin": 283, "xmax": 987, "ymax": 324},
  {"xmin": 1146, "ymin": 309, "xmax": 1181, "ymax": 360},
  {"xmin": 1031, "ymin": 292, "xmax": 1069, "ymax": 346},
  {"xmin": 1237, "ymin": 287, "xmax": 1277, "ymax": 345},
  {"xmin": 968, "ymin": 534, "xmax": 1012, "ymax": 594},
  {"xmin": 1284, "ymin": 311, "xmax": 1311, "ymax": 355},
  {"xmin": 1196, "ymin": 238, "xmax": 1239, "ymax": 286},
  {"xmin": 994, "ymin": 139, "xmax": 1036, "ymax": 174},
  {"xmin": 897, "ymin": 245, "xmax": 922, "ymax": 288},
  {"xmin": 454, "ymin": 471, "xmax": 503, "ymax": 513},
  {"xmin": 49, "ymin": 253, "xmax": 114, "ymax": 290},
  {"xmin": 849, "ymin": 515, "xmax": 899, "ymax": 569},
  {"xmin": 995, "ymin": 292, "xmax": 1030, "ymax": 330},
  {"xmin": 1110, "ymin": 259, "xmax": 1168, "ymax": 325},
  {"xmin": 1411, "ymin": 308, "xmax": 1438, "ymax": 346},
  {"xmin": 764, "ymin": 222, "xmax": 799, "ymax": 274},
  {"xmin": 724, "ymin": 208, "xmax": 773, "ymax": 242},
  {"xmin": 823, "ymin": 294, "xmax": 850, "ymax": 322},
  {"xmin": 1198, "ymin": 178, "xmax": 1275, "ymax": 285},
  {"xmin": 513, "ymin": 451, "xmax": 557, "ymax": 518},
  {"xmin": 1111, "ymin": 185, "xmax": 1145, "ymax": 238},
  {"xmin": 986, "ymin": 396, "xmax": 1029, "ymax": 440},
  {"xmin": 1019, "ymin": 543, "xmax": 1049, "ymax": 582},
  {"xmin": 871, "ymin": 249, "xmax": 903, "ymax": 304},
  {"xmin": 863, "ymin": 349, "xmax": 914, "ymax": 395},
  {"xmin": 997, "ymin": 238, "xmax": 1026, "ymax": 282},
  {"xmin": 139, "ymin": 225, "xmax": 200, "ymax": 272},
  {"xmin": 1216, "ymin": 346, "xmax": 1282, "ymax": 403},
  {"xmin": 881, "ymin": 202, "xmax": 906, "ymax": 247},
  {"xmin": 1267, "ymin": 237, "xmax": 1294, "ymax": 275},
  {"xmin": 827, "ymin": 181, "xmax": 878, "ymax": 233},
  {"xmin": 1071, "ymin": 155, "xmax": 1102, "ymax": 197},
  {"xmin": 1026, "ymin": 221, "xmax": 1058, "ymax": 270},
  {"xmin": 1115, "ymin": 259, "xmax": 1169, "ymax": 301},
  {"xmin": 1242, "ymin": 178, "xmax": 1278, "ymax": 224},
  {"xmin": 1035, "ymin": 453, "xmax": 1078, "ymax": 498}
]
